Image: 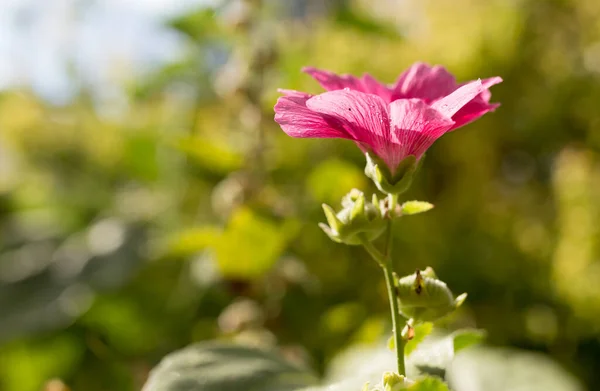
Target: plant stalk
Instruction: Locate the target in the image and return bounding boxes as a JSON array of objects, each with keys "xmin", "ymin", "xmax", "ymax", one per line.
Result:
[{"xmin": 361, "ymin": 214, "xmax": 406, "ymax": 376}]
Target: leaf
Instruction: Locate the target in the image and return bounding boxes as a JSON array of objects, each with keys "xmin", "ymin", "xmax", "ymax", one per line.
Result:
[
  {"xmin": 174, "ymin": 136, "xmax": 243, "ymax": 175},
  {"xmin": 168, "ymin": 227, "xmax": 222, "ymax": 256},
  {"xmin": 406, "ymin": 329, "xmax": 485, "ymax": 379},
  {"xmin": 404, "ymin": 323, "xmax": 434, "ymax": 356},
  {"xmin": 333, "ymin": 5, "xmax": 400, "ymax": 38},
  {"xmin": 167, "ymin": 8, "xmax": 222, "ymax": 43},
  {"xmin": 142, "ymin": 342, "xmax": 318, "ymax": 391},
  {"xmin": 214, "ymin": 208, "xmax": 298, "ymax": 279},
  {"xmin": 406, "ymin": 335, "xmax": 453, "ymax": 379},
  {"xmin": 408, "ymin": 377, "xmax": 450, "ymax": 391},
  {"xmin": 447, "ymin": 347, "xmax": 585, "ymax": 391},
  {"xmin": 400, "ymin": 201, "xmax": 434, "ymax": 216},
  {"xmin": 452, "ymin": 329, "xmax": 486, "ymax": 353},
  {"xmin": 307, "ymin": 159, "xmax": 366, "ymax": 205}
]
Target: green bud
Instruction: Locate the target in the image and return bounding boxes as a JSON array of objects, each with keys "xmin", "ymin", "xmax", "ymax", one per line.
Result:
[
  {"xmin": 396, "ymin": 267, "xmax": 467, "ymax": 322},
  {"xmin": 365, "ymin": 153, "xmax": 421, "ymax": 195},
  {"xmin": 382, "ymin": 372, "xmax": 410, "ymax": 391},
  {"xmin": 319, "ymin": 189, "xmax": 386, "ymax": 245}
]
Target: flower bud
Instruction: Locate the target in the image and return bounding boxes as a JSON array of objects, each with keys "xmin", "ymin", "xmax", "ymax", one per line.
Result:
[
  {"xmin": 382, "ymin": 372, "xmax": 411, "ymax": 391},
  {"xmin": 396, "ymin": 267, "xmax": 467, "ymax": 322},
  {"xmin": 364, "ymin": 153, "xmax": 420, "ymax": 195},
  {"xmin": 319, "ymin": 189, "xmax": 386, "ymax": 245}
]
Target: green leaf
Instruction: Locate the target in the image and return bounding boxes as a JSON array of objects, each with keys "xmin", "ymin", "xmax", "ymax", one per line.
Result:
[
  {"xmin": 333, "ymin": 5, "xmax": 400, "ymax": 38},
  {"xmin": 452, "ymin": 329, "xmax": 486, "ymax": 353},
  {"xmin": 447, "ymin": 347, "xmax": 585, "ymax": 391},
  {"xmin": 142, "ymin": 343, "xmax": 318, "ymax": 391},
  {"xmin": 404, "ymin": 323, "xmax": 434, "ymax": 356},
  {"xmin": 175, "ymin": 136, "xmax": 243, "ymax": 175},
  {"xmin": 408, "ymin": 377, "xmax": 450, "ymax": 391},
  {"xmin": 167, "ymin": 8, "xmax": 222, "ymax": 43},
  {"xmin": 168, "ymin": 227, "xmax": 221, "ymax": 256},
  {"xmin": 307, "ymin": 159, "xmax": 366, "ymax": 205},
  {"xmin": 400, "ymin": 201, "xmax": 434, "ymax": 216},
  {"xmin": 215, "ymin": 208, "xmax": 298, "ymax": 279}
]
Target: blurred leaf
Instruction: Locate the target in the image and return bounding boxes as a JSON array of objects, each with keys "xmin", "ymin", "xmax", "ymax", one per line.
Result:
[
  {"xmin": 307, "ymin": 159, "xmax": 366, "ymax": 205},
  {"xmin": 215, "ymin": 208, "xmax": 298, "ymax": 279},
  {"xmin": 320, "ymin": 302, "xmax": 365, "ymax": 335},
  {"xmin": 452, "ymin": 330, "xmax": 486, "ymax": 354},
  {"xmin": 124, "ymin": 134, "xmax": 159, "ymax": 181},
  {"xmin": 79, "ymin": 296, "xmax": 161, "ymax": 354},
  {"xmin": 447, "ymin": 347, "xmax": 585, "ymax": 391},
  {"xmin": 407, "ymin": 330, "xmax": 486, "ymax": 379},
  {"xmin": 404, "ymin": 323, "xmax": 434, "ymax": 356},
  {"xmin": 0, "ymin": 335, "xmax": 84, "ymax": 391},
  {"xmin": 142, "ymin": 342, "xmax": 318, "ymax": 391},
  {"xmin": 408, "ymin": 376, "xmax": 450, "ymax": 391},
  {"xmin": 169, "ymin": 226, "xmax": 221, "ymax": 256},
  {"xmin": 168, "ymin": 8, "xmax": 222, "ymax": 43},
  {"xmin": 333, "ymin": 6, "xmax": 399, "ymax": 38},
  {"xmin": 0, "ymin": 224, "xmax": 146, "ymax": 342},
  {"xmin": 175, "ymin": 136, "xmax": 243, "ymax": 174}
]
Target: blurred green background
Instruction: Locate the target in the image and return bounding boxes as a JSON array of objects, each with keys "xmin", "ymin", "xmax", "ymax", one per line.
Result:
[{"xmin": 1, "ymin": 0, "xmax": 600, "ymax": 390}]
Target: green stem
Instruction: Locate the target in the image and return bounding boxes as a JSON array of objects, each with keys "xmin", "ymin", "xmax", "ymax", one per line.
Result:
[{"xmin": 361, "ymin": 215, "xmax": 406, "ymax": 376}]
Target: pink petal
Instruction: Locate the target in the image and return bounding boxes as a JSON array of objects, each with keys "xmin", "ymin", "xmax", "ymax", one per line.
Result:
[
  {"xmin": 448, "ymin": 76, "xmax": 502, "ymax": 130},
  {"xmin": 430, "ymin": 80, "xmax": 484, "ymax": 118},
  {"xmin": 481, "ymin": 76, "xmax": 503, "ymax": 90},
  {"xmin": 391, "ymin": 63, "xmax": 457, "ymax": 102},
  {"xmin": 277, "ymin": 88, "xmax": 312, "ymax": 98},
  {"xmin": 306, "ymin": 89, "xmax": 390, "ymax": 144},
  {"xmin": 303, "ymin": 67, "xmax": 393, "ymax": 101},
  {"xmin": 387, "ymin": 99, "xmax": 455, "ymax": 166},
  {"xmin": 450, "ymin": 101, "xmax": 500, "ymax": 130},
  {"xmin": 361, "ymin": 73, "xmax": 394, "ymax": 102},
  {"xmin": 274, "ymin": 91, "xmax": 351, "ymax": 139}
]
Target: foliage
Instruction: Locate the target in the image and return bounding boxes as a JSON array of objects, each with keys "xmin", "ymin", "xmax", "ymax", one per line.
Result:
[{"xmin": 1, "ymin": 0, "xmax": 600, "ymax": 390}]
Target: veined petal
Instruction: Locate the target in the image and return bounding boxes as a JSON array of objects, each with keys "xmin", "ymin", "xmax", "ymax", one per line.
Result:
[
  {"xmin": 450, "ymin": 101, "xmax": 500, "ymax": 130},
  {"xmin": 305, "ymin": 89, "xmax": 390, "ymax": 150},
  {"xmin": 431, "ymin": 80, "xmax": 484, "ymax": 118},
  {"xmin": 388, "ymin": 99, "xmax": 455, "ymax": 165},
  {"xmin": 274, "ymin": 91, "xmax": 351, "ymax": 139},
  {"xmin": 448, "ymin": 76, "xmax": 502, "ymax": 130},
  {"xmin": 303, "ymin": 67, "xmax": 364, "ymax": 91},
  {"xmin": 303, "ymin": 67, "xmax": 393, "ymax": 101},
  {"xmin": 391, "ymin": 63, "xmax": 457, "ymax": 102}
]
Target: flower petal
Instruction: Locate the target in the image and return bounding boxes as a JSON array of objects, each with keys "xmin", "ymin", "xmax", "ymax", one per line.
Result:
[
  {"xmin": 450, "ymin": 100, "xmax": 501, "ymax": 130},
  {"xmin": 277, "ymin": 88, "xmax": 312, "ymax": 98},
  {"xmin": 274, "ymin": 91, "xmax": 350, "ymax": 139},
  {"xmin": 303, "ymin": 67, "xmax": 393, "ymax": 101},
  {"xmin": 448, "ymin": 76, "xmax": 502, "ymax": 130},
  {"xmin": 391, "ymin": 63, "xmax": 457, "ymax": 102},
  {"xmin": 481, "ymin": 76, "xmax": 503, "ymax": 91},
  {"xmin": 305, "ymin": 90, "xmax": 396, "ymax": 166},
  {"xmin": 388, "ymin": 99, "xmax": 455, "ymax": 165},
  {"xmin": 430, "ymin": 80, "xmax": 484, "ymax": 118}
]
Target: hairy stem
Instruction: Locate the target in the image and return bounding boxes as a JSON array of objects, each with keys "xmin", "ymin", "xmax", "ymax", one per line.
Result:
[{"xmin": 361, "ymin": 206, "xmax": 406, "ymax": 376}]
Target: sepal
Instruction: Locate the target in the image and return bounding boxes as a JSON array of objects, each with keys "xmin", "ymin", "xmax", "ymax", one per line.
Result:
[
  {"xmin": 319, "ymin": 189, "xmax": 386, "ymax": 245},
  {"xmin": 365, "ymin": 153, "xmax": 420, "ymax": 195},
  {"xmin": 396, "ymin": 267, "xmax": 466, "ymax": 322}
]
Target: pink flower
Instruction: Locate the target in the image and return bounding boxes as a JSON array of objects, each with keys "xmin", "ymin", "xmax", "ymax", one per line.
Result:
[{"xmin": 274, "ymin": 63, "xmax": 502, "ymax": 175}]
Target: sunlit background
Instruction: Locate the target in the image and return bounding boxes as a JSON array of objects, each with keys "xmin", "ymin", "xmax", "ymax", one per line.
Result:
[{"xmin": 1, "ymin": 0, "xmax": 600, "ymax": 390}]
